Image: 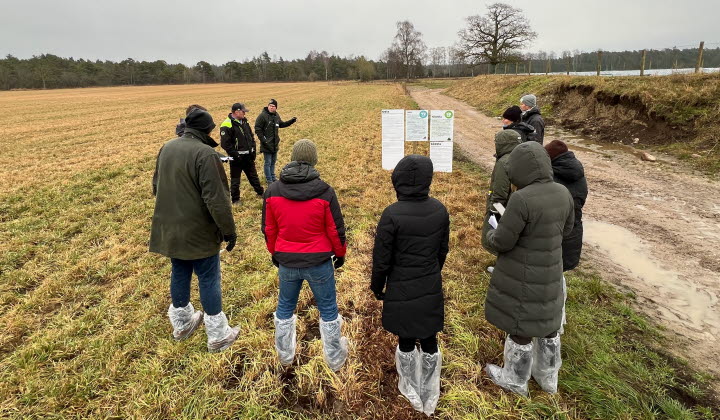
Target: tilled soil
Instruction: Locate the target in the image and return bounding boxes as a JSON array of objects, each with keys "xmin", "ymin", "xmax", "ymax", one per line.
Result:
[{"xmin": 410, "ymin": 87, "xmax": 720, "ymax": 383}]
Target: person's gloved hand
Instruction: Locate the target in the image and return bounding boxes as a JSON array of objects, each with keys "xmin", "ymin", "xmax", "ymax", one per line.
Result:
[
  {"xmin": 373, "ymin": 291, "xmax": 385, "ymax": 301},
  {"xmin": 289, "ymin": 117, "xmax": 297, "ymax": 123},
  {"xmin": 333, "ymin": 256, "xmax": 345, "ymax": 269},
  {"xmin": 223, "ymin": 233, "xmax": 237, "ymax": 252},
  {"xmin": 272, "ymin": 255, "xmax": 279, "ymax": 267}
]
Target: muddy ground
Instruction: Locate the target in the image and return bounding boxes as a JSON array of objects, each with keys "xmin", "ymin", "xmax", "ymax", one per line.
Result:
[{"xmin": 410, "ymin": 87, "xmax": 720, "ymax": 388}]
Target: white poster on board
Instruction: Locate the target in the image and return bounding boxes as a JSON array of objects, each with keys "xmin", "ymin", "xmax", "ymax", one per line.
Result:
[
  {"xmin": 430, "ymin": 141, "xmax": 453, "ymax": 172},
  {"xmin": 405, "ymin": 110, "xmax": 429, "ymax": 141},
  {"xmin": 382, "ymin": 109, "xmax": 405, "ymax": 170},
  {"xmin": 430, "ymin": 110, "xmax": 454, "ymax": 141}
]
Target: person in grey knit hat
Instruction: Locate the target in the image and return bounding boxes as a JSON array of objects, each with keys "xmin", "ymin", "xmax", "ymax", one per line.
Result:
[
  {"xmin": 520, "ymin": 94, "xmax": 545, "ymax": 145},
  {"xmin": 290, "ymin": 139, "xmax": 318, "ymax": 166}
]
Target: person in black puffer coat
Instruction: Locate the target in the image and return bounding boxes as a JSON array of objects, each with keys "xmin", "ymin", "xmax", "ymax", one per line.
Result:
[
  {"xmin": 545, "ymin": 140, "xmax": 587, "ymax": 271},
  {"xmin": 371, "ymin": 154, "xmax": 450, "ymax": 415},
  {"xmin": 501, "ymin": 105, "xmax": 536, "ymax": 143}
]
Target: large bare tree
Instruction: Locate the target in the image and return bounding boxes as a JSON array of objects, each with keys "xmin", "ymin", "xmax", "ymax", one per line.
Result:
[
  {"xmin": 457, "ymin": 3, "xmax": 537, "ymax": 72},
  {"xmin": 393, "ymin": 20, "xmax": 426, "ymax": 79}
]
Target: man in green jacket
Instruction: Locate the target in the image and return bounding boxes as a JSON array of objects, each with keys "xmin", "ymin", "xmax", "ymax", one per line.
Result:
[
  {"xmin": 254, "ymin": 99, "xmax": 297, "ymax": 184},
  {"xmin": 150, "ymin": 108, "xmax": 240, "ymax": 353},
  {"xmin": 483, "ymin": 141, "xmax": 574, "ymax": 397}
]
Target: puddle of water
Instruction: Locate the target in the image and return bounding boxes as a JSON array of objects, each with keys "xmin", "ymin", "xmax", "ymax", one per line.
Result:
[
  {"xmin": 546, "ymin": 127, "xmax": 672, "ymax": 164},
  {"xmin": 583, "ymin": 220, "xmax": 716, "ymax": 330}
]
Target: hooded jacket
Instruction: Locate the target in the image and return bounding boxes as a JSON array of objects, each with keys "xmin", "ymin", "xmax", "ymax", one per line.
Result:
[
  {"xmin": 503, "ymin": 121, "xmax": 536, "ymax": 143},
  {"xmin": 481, "ymin": 130, "xmax": 522, "ymax": 255},
  {"xmin": 150, "ymin": 128, "xmax": 236, "ymax": 260},
  {"xmin": 261, "ymin": 161, "xmax": 346, "ymax": 268},
  {"xmin": 521, "ymin": 108, "xmax": 545, "ymax": 144},
  {"xmin": 551, "ymin": 151, "xmax": 588, "ymax": 271},
  {"xmin": 254, "ymin": 107, "xmax": 296, "ymax": 154},
  {"xmin": 485, "ymin": 142, "xmax": 574, "ymax": 338},
  {"xmin": 371, "ymin": 155, "xmax": 450, "ymax": 339}
]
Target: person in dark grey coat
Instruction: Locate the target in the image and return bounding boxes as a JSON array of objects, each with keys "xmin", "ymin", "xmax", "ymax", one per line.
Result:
[
  {"xmin": 483, "ymin": 141, "xmax": 574, "ymax": 397},
  {"xmin": 371, "ymin": 155, "xmax": 449, "ymax": 415},
  {"xmin": 501, "ymin": 105, "xmax": 536, "ymax": 142},
  {"xmin": 520, "ymin": 94, "xmax": 546, "ymax": 144}
]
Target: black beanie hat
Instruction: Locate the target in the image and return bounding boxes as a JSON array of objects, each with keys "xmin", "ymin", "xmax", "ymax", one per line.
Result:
[
  {"xmin": 544, "ymin": 139, "xmax": 569, "ymax": 160},
  {"xmin": 269, "ymin": 99, "xmax": 278, "ymax": 107},
  {"xmin": 185, "ymin": 109, "xmax": 216, "ymax": 134},
  {"xmin": 502, "ymin": 105, "xmax": 522, "ymax": 123}
]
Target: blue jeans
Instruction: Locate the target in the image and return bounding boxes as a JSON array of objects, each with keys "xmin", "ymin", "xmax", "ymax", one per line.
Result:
[
  {"xmin": 276, "ymin": 260, "xmax": 338, "ymax": 322},
  {"xmin": 263, "ymin": 152, "xmax": 277, "ymax": 183},
  {"xmin": 170, "ymin": 254, "xmax": 222, "ymax": 316}
]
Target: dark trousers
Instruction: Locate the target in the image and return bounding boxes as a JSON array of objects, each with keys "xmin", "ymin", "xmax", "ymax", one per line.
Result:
[
  {"xmin": 230, "ymin": 156, "xmax": 263, "ymax": 202},
  {"xmin": 510, "ymin": 331, "xmax": 558, "ymax": 345},
  {"xmin": 170, "ymin": 254, "xmax": 222, "ymax": 316},
  {"xmin": 398, "ymin": 334, "xmax": 438, "ymax": 354}
]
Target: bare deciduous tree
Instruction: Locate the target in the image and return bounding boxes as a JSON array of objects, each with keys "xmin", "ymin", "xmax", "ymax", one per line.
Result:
[
  {"xmin": 393, "ymin": 20, "xmax": 427, "ymax": 79},
  {"xmin": 429, "ymin": 47, "xmax": 447, "ymax": 77},
  {"xmin": 457, "ymin": 3, "xmax": 537, "ymax": 72}
]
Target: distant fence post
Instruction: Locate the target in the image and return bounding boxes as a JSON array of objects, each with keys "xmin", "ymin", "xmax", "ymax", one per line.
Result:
[
  {"xmin": 566, "ymin": 56, "xmax": 571, "ymax": 75},
  {"xmin": 640, "ymin": 49, "xmax": 646, "ymax": 76},
  {"xmin": 545, "ymin": 59, "xmax": 550, "ymax": 75},
  {"xmin": 527, "ymin": 59, "xmax": 532, "ymax": 75},
  {"xmin": 504, "ymin": 62, "xmax": 508, "ymax": 74},
  {"xmin": 695, "ymin": 41, "xmax": 705, "ymax": 73},
  {"xmin": 515, "ymin": 62, "xmax": 519, "ymax": 75},
  {"xmin": 596, "ymin": 51, "xmax": 602, "ymax": 76}
]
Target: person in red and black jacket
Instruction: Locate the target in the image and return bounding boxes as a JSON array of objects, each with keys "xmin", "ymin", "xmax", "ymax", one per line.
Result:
[{"xmin": 261, "ymin": 139, "xmax": 348, "ymax": 371}]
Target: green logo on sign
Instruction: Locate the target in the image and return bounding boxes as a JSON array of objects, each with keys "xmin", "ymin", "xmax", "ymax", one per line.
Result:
[
  {"xmin": 419, "ymin": 110, "xmax": 428, "ymax": 118},
  {"xmin": 444, "ymin": 111, "xmax": 454, "ymax": 119}
]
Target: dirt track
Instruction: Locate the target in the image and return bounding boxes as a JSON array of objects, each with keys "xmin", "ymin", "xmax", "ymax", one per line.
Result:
[{"xmin": 410, "ymin": 87, "xmax": 720, "ymax": 380}]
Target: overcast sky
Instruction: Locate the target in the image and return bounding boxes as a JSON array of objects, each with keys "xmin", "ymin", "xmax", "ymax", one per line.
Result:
[{"xmin": 1, "ymin": 0, "xmax": 717, "ymax": 65}]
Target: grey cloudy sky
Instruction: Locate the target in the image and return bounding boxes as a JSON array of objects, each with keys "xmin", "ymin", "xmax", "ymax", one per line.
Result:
[{"xmin": 1, "ymin": 0, "xmax": 717, "ymax": 64}]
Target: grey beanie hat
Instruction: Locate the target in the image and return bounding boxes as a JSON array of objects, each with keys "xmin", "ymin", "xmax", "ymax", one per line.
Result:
[
  {"xmin": 521, "ymin": 94, "xmax": 537, "ymax": 108},
  {"xmin": 291, "ymin": 139, "xmax": 318, "ymax": 166}
]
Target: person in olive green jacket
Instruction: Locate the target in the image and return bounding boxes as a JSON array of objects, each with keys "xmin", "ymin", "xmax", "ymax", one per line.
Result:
[
  {"xmin": 150, "ymin": 108, "xmax": 240, "ymax": 353},
  {"xmin": 481, "ymin": 129, "xmax": 522, "ymax": 258},
  {"xmin": 254, "ymin": 99, "xmax": 297, "ymax": 184},
  {"xmin": 483, "ymin": 141, "xmax": 574, "ymax": 397}
]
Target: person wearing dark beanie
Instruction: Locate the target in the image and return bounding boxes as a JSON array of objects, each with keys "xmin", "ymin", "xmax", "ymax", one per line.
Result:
[
  {"xmin": 502, "ymin": 106, "xmax": 536, "ymax": 143},
  {"xmin": 544, "ymin": 139, "xmax": 569, "ymax": 160},
  {"xmin": 185, "ymin": 108, "xmax": 216, "ymax": 134},
  {"xmin": 254, "ymin": 98, "xmax": 298, "ymax": 184}
]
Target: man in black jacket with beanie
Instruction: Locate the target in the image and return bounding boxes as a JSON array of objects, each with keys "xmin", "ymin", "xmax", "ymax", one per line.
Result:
[{"xmin": 220, "ymin": 102, "xmax": 263, "ymax": 204}]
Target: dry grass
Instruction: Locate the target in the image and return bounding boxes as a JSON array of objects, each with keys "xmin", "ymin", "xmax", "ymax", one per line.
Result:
[{"xmin": 0, "ymin": 82, "xmax": 717, "ymax": 419}]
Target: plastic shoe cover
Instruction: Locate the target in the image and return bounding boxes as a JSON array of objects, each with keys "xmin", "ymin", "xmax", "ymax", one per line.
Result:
[
  {"xmin": 273, "ymin": 312, "xmax": 297, "ymax": 366},
  {"xmin": 487, "ymin": 266, "xmax": 494, "ymax": 273},
  {"xmin": 484, "ymin": 336, "xmax": 533, "ymax": 397},
  {"xmin": 419, "ymin": 350, "xmax": 442, "ymax": 416},
  {"xmin": 531, "ymin": 335, "xmax": 562, "ymax": 394},
  {"xmin": 395, "ymin": 347, "xmax": 424, "ymax": 412},
  {"xmin": 167, "ymin": 303, "xmax": 203, "ymax": 341},
  {"xmin": 204, "ymin": 312, "xmax": 240, "ymax": 353},
  {"xmin": 319, "ymin": 315, "xmax": 349, "ymax": 371},
  {"xmin": 559, "ymin": 275, "xmax": 567, "ymax": 334}
]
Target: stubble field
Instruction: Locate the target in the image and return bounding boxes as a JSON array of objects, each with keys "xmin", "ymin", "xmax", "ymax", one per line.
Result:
[{"xmin": 0, "ymin": 82, "xmax": 717, "ymax": 419}]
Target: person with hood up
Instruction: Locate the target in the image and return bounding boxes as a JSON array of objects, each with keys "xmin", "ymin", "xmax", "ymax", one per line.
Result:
[
  {"xmin": 371, "ymin": 155, "xmax": 450, "ymax": 416},
  {"xmin": 151, "ymin": 108, "xmax": 240, "ymax": 353},
  {"xmin": 545, "ymin": 140, "xmax": 588, "ymax": 334},
  {"xmin": 483, "ymin": 141, "xmax": 574, "ymax": 397},
  {"xmin": 254, "ymin": 99, "xmax": 297, "ymax": 184},
  {"xmin": 501, "ymin": 105, "xmax": 536, "ymax": 143},
  {"xmin": 520, "ymin": 94, "xmax": 546, "ymax": 144},
  {"xmin": 482, "ymin": 130, "xmax": 522, "ymax": 259},
  {"xmin": 261, "ymin": 139, "xmax": 348, "ymax": 371}
]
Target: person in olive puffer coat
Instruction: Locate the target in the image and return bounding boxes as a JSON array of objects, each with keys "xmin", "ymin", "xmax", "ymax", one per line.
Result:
[
  {"xmin": 371, "ymin": 155, "xmax": 450, "ymax": 416},
  {"xmin": 254, "ymin": 99, "xmax": 297, "ymax": 184},
  {"xmin": 483, "ymin": 141, "xmax": 574, "ymax": 397},
  {"xmin": 481, "ymin": 129, "xmax": 522, "ymax": 257}
]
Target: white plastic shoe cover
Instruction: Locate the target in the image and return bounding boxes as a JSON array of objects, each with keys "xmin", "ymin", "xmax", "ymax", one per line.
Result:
[
  {"xmin": 319, "ymin": 315, "xmax": 348, "ymax": 371},
  {"xmin": 204, "ymin": 312, "xmax": 234, "ymax": 343},
  {"xmin": 168, "ymin": 302, "xmax": 195, "ymax": 331},
  {"xmin": 274, "ymin": 312, "xmax": 297, "ymax": 366},
  {"xmin": 532, "ymin": 335, "xmax": 562, "ymax": 394},
  {"xmin": 484, "ymin": 336, "xmax": 533, "ymax": 397},
  {"xmin": 419, "ymin": 350, "xmax": 442, "ymax": 416},
  {"xmin": 395, "ymin": 347, "xmax": 423, "ymax": 412},
  {"xmin": 559, "ymin": 275, "xmax": 567, "ymax": 334}
]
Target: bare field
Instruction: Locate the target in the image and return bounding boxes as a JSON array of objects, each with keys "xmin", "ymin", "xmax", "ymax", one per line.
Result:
[{"xmin": 0, "ymin": 83, "xmax": 717, "ymax": 418}]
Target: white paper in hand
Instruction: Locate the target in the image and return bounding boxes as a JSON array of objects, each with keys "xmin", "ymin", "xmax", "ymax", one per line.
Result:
[
  {"xmin": 488, "ymin": 215, "xmax": 498, "ymax": 229},
  {"xmin": 492, "ymin": 202, "xmax": 506, "ymax": 216}
]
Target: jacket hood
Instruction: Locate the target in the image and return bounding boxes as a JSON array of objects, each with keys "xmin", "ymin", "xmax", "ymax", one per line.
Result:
[
  {"xmin": 183, "ymin": 127, "xmax": 219, "ymax": 148},
  {"xmin": 277, "ymin": 161, "xmax": 328, "ymax": 200},
  {"xmin": 392, "ymin": 154, "xmax": 433, "ymax": 201},
  {"xmin": 495, "ymin": 130, "xmax": 522, "ymax": 159},
  {"xmin": 551, "ymin": 151, "xmax": 585, "ymax": 183},
  {"xmin": 524, "ymin": 107, "xmax": 541, "ymax": 118},
  {"xmin": 508, "ymin": 141, "xmax": 553, "ymax": 189},
  {"xmin": 505, "ymin": 121, "xmax": 535, "ymax": 135}
]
